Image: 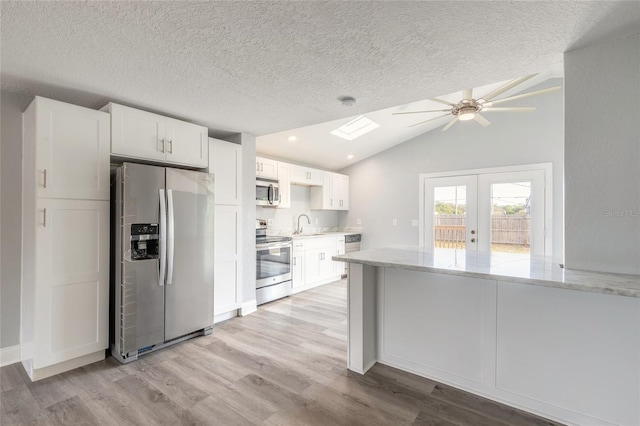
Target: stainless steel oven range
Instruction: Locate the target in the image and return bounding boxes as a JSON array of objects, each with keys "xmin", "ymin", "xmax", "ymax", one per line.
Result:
[{"xmin": 256, "ymin": 219, "xmax": 292, "ymax": 305}]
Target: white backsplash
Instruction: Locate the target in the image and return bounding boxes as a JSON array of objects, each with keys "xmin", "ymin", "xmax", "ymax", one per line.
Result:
[{"xmin": 256, "ymin": 185, "xmax": 338, "ymax": 234}]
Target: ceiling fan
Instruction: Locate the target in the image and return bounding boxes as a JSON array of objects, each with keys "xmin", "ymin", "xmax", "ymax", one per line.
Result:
[{"xmin": 393, "ymin": 74, "xmax": 561, "ymax": 131}]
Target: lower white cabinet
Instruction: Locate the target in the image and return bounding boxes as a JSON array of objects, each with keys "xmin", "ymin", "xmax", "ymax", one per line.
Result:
[
  {"xmin": 292, "ymin": 241, "xmax": 305, "ymax": 289},
  {"xmin": 22, "ymin": 199, "xmax": 109, "ymax": 381},
  {"xmin": 214, "ymin": 206, "xmax": 242, "ymax": 317},
  {"xmin": 292, "ymin": 236, "xmax": 343, "ymax": 294}
]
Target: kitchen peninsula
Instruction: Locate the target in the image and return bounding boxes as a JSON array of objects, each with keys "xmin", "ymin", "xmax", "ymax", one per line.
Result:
[{"xmin": 334, "ymin": 247, "xmax": 640, "ymax": 426}]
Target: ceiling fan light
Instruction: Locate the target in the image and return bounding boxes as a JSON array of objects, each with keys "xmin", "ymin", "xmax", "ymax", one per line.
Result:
[{"xmin": 458, "ymin": 111, "xmax": 476, "ymax": 121}]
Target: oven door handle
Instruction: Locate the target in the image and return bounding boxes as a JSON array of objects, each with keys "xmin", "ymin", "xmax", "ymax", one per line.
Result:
[{"xmin": 256, "ymin": 242, "xmax": 292, "ymax": 250}]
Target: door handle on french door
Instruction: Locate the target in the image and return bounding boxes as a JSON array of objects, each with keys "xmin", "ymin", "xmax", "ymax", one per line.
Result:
[
  {"xmin": 166, "ymin": 189, "xmax": 175, "ymax": 285},
  {"xmin": 158, "ymin": 189, "xmax": 167, "ymax": 286}
]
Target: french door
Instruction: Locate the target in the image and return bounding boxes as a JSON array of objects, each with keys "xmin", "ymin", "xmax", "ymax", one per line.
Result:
[{"xmin": 421, "ymin": 167, "xmax": 548, "ymax": 256}]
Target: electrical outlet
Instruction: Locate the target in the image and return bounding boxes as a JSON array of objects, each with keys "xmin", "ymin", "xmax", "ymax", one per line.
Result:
[
  {"xmin": 392, "ymin": 219, "xmax": 397, "ymax": 226},
  {"xmin": 357, "ymin": 218, "xmax": 362, "ymax": 225},
  {"xmin": 267, "ymin": 218, "xmax": 273, "ymax": 226},
  {"xmin": 315, "ymin": 218, "xmax": 319, "ymax": 225},
  {"xmin": 411, "ymin": 219, "xmax": 419, "ymax": 227}
]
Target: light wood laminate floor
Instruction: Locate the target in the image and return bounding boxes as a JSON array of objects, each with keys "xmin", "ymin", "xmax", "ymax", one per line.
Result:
[{"xmin": 1, "ymin": 280, "xmax": 562, "ymax": 425}]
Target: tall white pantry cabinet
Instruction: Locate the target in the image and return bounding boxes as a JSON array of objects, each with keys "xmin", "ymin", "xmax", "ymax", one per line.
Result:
[
  {"xmin": 21, "ymin": 97, "xmax": 110, "ymax": 381},
  {"xmin": 208, "ymin": 138, "xmax": 243, "ymax": 322}
]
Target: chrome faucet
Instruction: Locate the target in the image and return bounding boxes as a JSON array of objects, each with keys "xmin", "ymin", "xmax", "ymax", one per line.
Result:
[{"xmin": 296, "ymin": 214, "xmax": 311, "ymax": 234}]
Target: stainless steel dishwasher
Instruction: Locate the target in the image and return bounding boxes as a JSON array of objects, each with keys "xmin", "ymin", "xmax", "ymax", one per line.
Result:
[{"xmin": 343, "ymin": 234, "xmax": 361, "ymax": 277}]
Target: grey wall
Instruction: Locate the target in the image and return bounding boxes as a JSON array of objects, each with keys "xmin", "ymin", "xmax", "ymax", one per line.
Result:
[
  {"xmin": 564, "ymin": 33, "xmax": 640, "ymax": 275},
  {"xmin": 257, "ymin": 185, "xmax": 339, "ymax": 233},
  {"xmin": 1, "ymin": 90, "xmax": 32, "ymax": 348},
  {"xmin": 338, "ymin": 79, "xmax": 565, "ymax": 258},
  {"xmin": 229, "ymin": 132, "xmax": 258, "ymax": 305}
]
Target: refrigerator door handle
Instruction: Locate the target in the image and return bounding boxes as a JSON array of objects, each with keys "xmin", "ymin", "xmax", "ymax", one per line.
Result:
[
  {"xmin": 158, "ymin": 189, "xmax": 167, "ymax": 287},
  {"xmin": 166, "ymin": 189, "xmax": 175, "ymax": 285}
]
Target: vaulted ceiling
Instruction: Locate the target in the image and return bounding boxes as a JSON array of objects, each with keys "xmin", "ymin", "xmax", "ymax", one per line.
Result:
[{"xmin": 1, "ymin": 1, "xmax": 639, "ymax": 167}]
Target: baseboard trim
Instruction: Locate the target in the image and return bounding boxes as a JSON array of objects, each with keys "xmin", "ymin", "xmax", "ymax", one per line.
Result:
[
  {"xmin": 239, "ymin": 299, "xmax": 257, "ymax": 316},
  {"xmin": 214, "ymin": 310, "xmax": 238, "ymax": 324},
  {"xmin": 0, "ymin": 344, "xmax": 21, "ymax": 367}
]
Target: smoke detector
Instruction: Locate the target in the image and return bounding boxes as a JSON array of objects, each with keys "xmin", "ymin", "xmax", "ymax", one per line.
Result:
[{"xmin": 340, "ymin": 96, "xmax": 356, "ymax": 107}]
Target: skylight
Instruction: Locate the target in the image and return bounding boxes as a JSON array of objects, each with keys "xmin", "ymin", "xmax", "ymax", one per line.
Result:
[{"xmin": 330, "ymin": 115, "xmax": 380, "ymax": 141}]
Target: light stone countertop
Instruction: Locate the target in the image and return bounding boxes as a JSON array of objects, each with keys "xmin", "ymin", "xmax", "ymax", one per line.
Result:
[{"xmin": 333, "ymin": 246, "xmax": 640, "ymax": 298}]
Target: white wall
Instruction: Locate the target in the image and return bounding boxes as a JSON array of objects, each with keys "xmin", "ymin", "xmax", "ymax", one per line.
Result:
[
  {"xmin": 1, "ymin": 90, "xmax": 33, "ymax": 349},
  {"xmin": 257, "ymin": 185, "xmax": 338, "ymax": 233},
  {"xmin": 564, "ymin": 33, "xmax": 640, "ymax": 275},
  {"xmin": 338, "ymin": 79, "xmax": 564, "ymax": 258}
]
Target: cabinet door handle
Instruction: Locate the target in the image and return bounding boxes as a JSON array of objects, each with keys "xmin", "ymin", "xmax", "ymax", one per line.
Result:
[
  {"xmin": 330, "ymin": 199, "xmax": 333, "ymax": 206},
  {"xmin": 43, "ymin": 169, "xmax": 47, "ymax": 188},
  {"xmin": 160, "ymin": 138, "xmax": 166, "ymax": 153},
  {"xmin": 42, "ymin": 208, "xmax": 47, "ymax": 227},
  {"xmin": 168, "ymin": 139, "xmax": 173, "ymax": 154}
]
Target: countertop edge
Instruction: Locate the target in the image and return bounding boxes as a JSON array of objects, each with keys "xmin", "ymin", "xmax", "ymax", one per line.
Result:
[{"xmin": 332, "ymin": 254, "xmax": 640, "ymax": 298}]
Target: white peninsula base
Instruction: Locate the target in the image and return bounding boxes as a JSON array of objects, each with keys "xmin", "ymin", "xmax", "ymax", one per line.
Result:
[{"xmin": 345, "ymin": 257, "xmax": 640, "ymax": 426}]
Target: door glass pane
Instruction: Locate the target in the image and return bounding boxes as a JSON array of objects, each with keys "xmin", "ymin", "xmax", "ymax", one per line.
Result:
[
  {"xmin": 433, "ymin": 186, "xmax": 467, "ymax": 249},
  {"xmin": 490, "ymin": 182, "xmax": 531, "ymax": 254}
]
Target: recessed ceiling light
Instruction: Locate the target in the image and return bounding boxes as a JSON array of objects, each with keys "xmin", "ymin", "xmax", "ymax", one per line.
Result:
[
  {"xmin": 347, "ymin": 154, "xmax": 354, "ymax": 159},
  {"xmin": 287, "ymin": 135, "xmax": 297, "ymax": 141},
  {"xmin": 330, "ymin": 115, "xmax": 380, "ymax": 141}
]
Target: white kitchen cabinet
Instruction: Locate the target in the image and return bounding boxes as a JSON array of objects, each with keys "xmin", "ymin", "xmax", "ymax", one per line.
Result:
[
  {"xmin": 213, "ymin": 205, "xmax": 242, "ymax": 316},
  {"xmin": 292, "ymin": 240, "xmax": 305, "ymax": 289},
  {"xmin": 310, "ymin": 172, "xmax": 350, "ymax": 210},
  {"xmin": 22, "ymin": 96, "xmax": 110, "ymax": 381},
  {"xmin": 28, "ymin": 96, "xmax": 110, "ymax": 200},
  {"xmin": 104, "ymin": 103, "xmax": 208, "ymax": 168},
  {"xmin": 209, "ymin": 138, "xmax": 242, "ymax": 205},
  {"xmin": 209, "ymin": 139, "xmax": 243, "ymax": 320},
  {"xmin": 165, "ymin": 117, "xmax": 208, "ymax": 167},
  {"xmin": 290, "ymin": 165, "xmax": 324, "ymax": 186},
  {"xmin": 277, "ymin": 162, "xmax": 291, "ymax": 209},
  {"xmin": 295, "ymin": 236, "xmax": 342, "ymax": 293},
  {"xmin": 304, "ymin": 248, "xmax": 324, "ymax": 286},
  {"xmin": 256, "ymin": 157, "xmax": 278, "ymax": 179}
]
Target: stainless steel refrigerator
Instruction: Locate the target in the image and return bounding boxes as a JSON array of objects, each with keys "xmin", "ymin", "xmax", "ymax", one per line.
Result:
[{"xmin": 111, "ymin": 162, "xmax": 214, "ymax": 363}]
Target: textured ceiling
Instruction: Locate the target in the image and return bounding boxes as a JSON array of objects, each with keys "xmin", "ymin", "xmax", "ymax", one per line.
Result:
[{"xmin": 1, "ymin": 1, "xmax": 639, "ymax": 165}]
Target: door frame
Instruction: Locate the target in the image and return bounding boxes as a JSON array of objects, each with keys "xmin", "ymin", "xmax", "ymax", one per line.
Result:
[{"xmin": 419, "ymin": 163, "xmax": 553, "ymax": 256}]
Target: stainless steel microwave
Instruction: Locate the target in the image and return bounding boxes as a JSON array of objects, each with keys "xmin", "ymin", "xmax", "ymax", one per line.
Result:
[{"xmin": 256, "ymin": 178, "xmax": 280, "ymax": 207}]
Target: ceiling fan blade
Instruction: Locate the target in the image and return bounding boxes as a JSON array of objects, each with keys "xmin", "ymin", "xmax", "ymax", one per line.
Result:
[
  {"xmin": 485, "ymin": 86, "xmax": 561, "ymax": 107},
  {"xmin": 474, "ymin": 114, "xmax": 491, "ymax": 127},
  {"xmin": 429, "ymin": 97, "xmax": 457, "ymax": 107},
  {"xmin": 408, "ymin": 113, "xmax": 451, "ymax": 128},
  {"xmin": 392, "ymin": 109, "xmax": 451, "ymax": 115},
  {"xmin": 482, "ymin": 107, "xmax": 536, "ymax": 112},
  {"xmin": 441, "ymin": 117, "xmax": 459, "ymax": 131},
  {"xmin": 479, "ymin": 74, "xmax": 537, "ymax": 101},
  {"xmin": 462, "ymin": 88, "xmax": 473, "ymax": 101}
]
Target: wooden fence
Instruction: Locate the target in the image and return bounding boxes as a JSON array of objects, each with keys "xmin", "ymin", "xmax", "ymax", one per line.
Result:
[{"xmin": 434, "ymin": 215, "xmax": 530, "ymax": 247}]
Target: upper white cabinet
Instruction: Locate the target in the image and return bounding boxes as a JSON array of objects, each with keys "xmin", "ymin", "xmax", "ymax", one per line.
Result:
[
  {"xmin": 28, "ymin": 96, "xmax": 110, "ymax": 201},
  {"xmin": 22, "ymin": 96, "xmax": 110, "ymax": 381},
  {"xmin": 209, "ymin": 138, "xmax": 242, "ymax": 205},
  {"xmin": 256, "ymin": 157, "xmax": 278, "ymax": 179},
  {"xmin": 291, "ymin": 165, "xmax": 323, "ymax": 186},
  {"xmin": 277, "ymin": 162, "xmax": 291, "ymax": 209},
  {"xmin": 310, "ymin": 172, "xmax": 350, "ymax": 210},
  {"xmin": 104, "ymin": 103, "xmax": 208, "ymax": 168}
]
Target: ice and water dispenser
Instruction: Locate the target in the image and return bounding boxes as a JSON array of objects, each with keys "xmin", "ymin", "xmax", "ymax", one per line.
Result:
[{"xmin": 130, "ymin": 224, "xmax": 159, "ymax": 260}]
